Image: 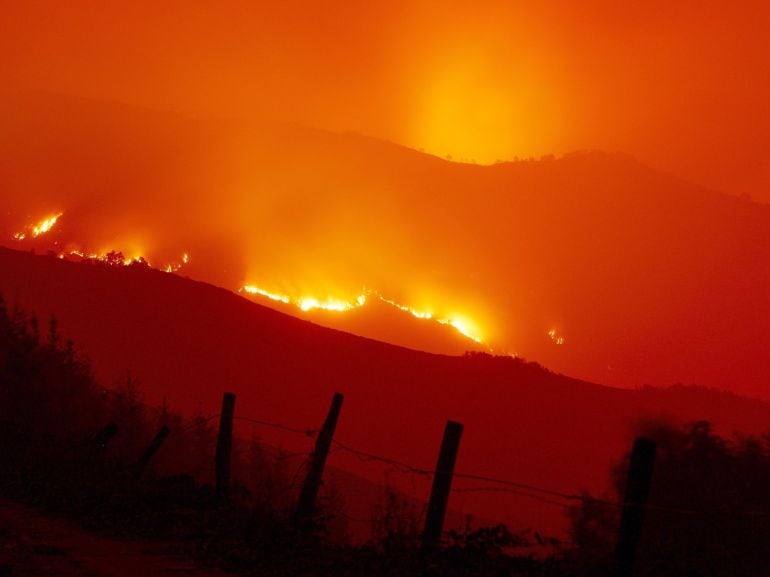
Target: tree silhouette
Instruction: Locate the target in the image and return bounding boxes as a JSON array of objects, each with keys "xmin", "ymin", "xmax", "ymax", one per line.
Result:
[{"xmin": 570, "ymin": 419, "xmax": 770, "ymax": 577}]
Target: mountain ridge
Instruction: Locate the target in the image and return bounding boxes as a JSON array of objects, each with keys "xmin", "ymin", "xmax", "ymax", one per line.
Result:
[{"xmin": 1, "ymin": 91, "xmax": 769, "ymax": 397}]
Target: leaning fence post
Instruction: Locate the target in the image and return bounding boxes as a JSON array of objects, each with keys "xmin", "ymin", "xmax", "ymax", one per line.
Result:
[
  {"xmin": 294, "ymin": 392, "xmax": 344, "ymax": 529},
  {"xmin": 133, "ymin": 425, "xmax": 171, "ymax": 480},
  {"xmin": 422, "ymin": 420, "xmax": 464, "ymax": 549},
  {"xmin": 615, "ymin": 437, "xmax": 657, "ymax": 577},
  {"xmin": 215, "ymin": 392, "xmax": 236, "ymax": 499}
]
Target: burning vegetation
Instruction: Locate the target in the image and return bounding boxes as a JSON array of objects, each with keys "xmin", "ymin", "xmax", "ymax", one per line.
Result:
[
  {"xmin": 241, "ymin": 284, "xmax": 484, "ymax": 345},
  {"xmin": 13, "ymin": 212, "xmax": 63, "ymax": 241}
]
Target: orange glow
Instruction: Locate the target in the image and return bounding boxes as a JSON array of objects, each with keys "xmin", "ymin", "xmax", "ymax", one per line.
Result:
[
  {"xmin": 241, "ymin": 285, "xmax": 290, "ymax": 304},
  {"xmin": 437, "ymin": 315, "xmax": 483, "ymax": 345},
  {"xmin": 548, "ymin": 329, "xmax": 565, "ymax": 346},
  {"xmin": 61, "ymin": 247, "xmax": 189, "ymax": 273},
  {"xmin": 240, "ymin": 286, "xmax": 366, "ymax": 312},
  {"xmin": 164, "ymin": 253, "xmax": 190, "ymax": 273},
  {"xmin": 0, "ymin": 1, "xmax": 768, "ymax": 397},
  {"xmin": 409, "ymin": 42, "xmax": 562, "ymax": 163},
  {"xmin": 297, "ymin": 294, "xmax": 366, "ymax": 313},
  {"xmin": 1, "ymin": 2, "xmax": 768, "ymax": 196},
  {"xmin": 240, "ymin": 285, "xmax": 485, "ymax": 345},
  {"xmin": 2, "ymin": 2, "xmax": 770, "ymax": 553},
  {"xmin": 63, "ymin": 249, "xmax": 146, "ymax": 267},
  {"xmin": 13, "ymin": 212, "xmax": 63, "ymax": 241}
]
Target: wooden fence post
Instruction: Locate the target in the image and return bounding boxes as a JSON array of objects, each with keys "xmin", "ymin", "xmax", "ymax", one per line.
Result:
[
  {"xmin": 215, "ymin": 392, "xmax": 236, "ymax": 499},
  {"xmin": 422, "ymin": 420, "xmax": 464, "ymax": 549},
  {"xmin": 133, "ymin": 425, "xmax": 171, "ymax": 480},
  {"xmin": 615, "ymin": 437, "xmax": 657, "ymax": 577},
  {"xmin": 294, "ymin": 392, "xmax": 344, "ymax": 528}
]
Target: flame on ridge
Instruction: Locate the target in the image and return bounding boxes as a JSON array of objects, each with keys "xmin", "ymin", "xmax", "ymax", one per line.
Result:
[
  {"xmin": 10, "ymin": 214, "xmax": 483, "ymax": 346},
  {"xmin": 60, "ymin": 248, "xmax": 190, "ymax": 274},
  {"xmin": 164, "ymin": 253, "xmax": 190, "ymax": 273},
  {"xmin": 240, "ymin": 284, "xmax": 483, "ymax": 344},
  {"xmin": 11, "ymin": 213, "xmax": 189, "ymax": 274},
  {"xmin": 13, "ymin": 212, "xmax": 64, "ymax": 241},
  {"xmin": 242, "ymin": 285, "xmax": 290, "ymax": 304}
]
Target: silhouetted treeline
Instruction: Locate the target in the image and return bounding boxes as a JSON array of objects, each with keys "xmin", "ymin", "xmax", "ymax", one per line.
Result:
[{"xmin": 569, "ymin": 419, "xmax": 770, "ymax": 577}]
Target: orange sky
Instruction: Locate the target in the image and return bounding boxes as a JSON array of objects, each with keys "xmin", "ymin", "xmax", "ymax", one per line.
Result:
[
  {"xmin": 1, "ymin": 1, "xmax": 770, "ymax": 398},
  {"xmin": 2, "ymin": 0, "xmax": 769, "ymax": 199}
]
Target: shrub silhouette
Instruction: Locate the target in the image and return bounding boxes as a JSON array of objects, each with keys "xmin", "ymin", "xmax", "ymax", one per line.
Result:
[
  {"xmin": 569, "ymin": 419, "xmax": 770, "ymax": 577},
  {"xmin": 0, "ymin": 295, "xmax": 282, "ymax": 526}
]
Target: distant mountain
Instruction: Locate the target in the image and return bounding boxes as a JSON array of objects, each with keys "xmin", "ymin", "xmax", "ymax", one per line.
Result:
[
  {"xmin": 1, "ymin": 92, "xmax": 769, "ymax": 398},
  {"xmin": 2, "ymin": 246, "xmax": 769, "ymax": 535}
]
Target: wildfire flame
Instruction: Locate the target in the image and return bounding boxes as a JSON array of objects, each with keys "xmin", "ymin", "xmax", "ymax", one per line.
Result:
[
  {"xmin": 241, "ymin": 285, "xmax": 290, "ymax": 304},
  {"xmin": 242, "ymin": 285, "xmax": 364, "ymax": 312},
  {"xmin": 436, "ymin": 316, "xmax": 483, "ymax": 344},
  {"xmin": 10, "ymin": 214, "xmax": 484, "ymax": 348},
  {"xmin": 240, "ymin": 284, "xmax": 484, "ymax": 344},
  {"xmin": 62, "ymin": 248, "xmax": 189, "ymax": 273},
  {"xmin": 13, "ymin": 212, "xmax": 64, "ymax": 240},
  {"xmin": 548, "ymin": 328, "xmax": 565, "ymax": 345},
  {"xmin": 12, "ymin": 214, "xmax": 190, "ymax": 273},
  {"xmin": 297, "ymin": 294, "xmax": 367, "ymax": 312},
  {"xmin": 164, "ymin": 253, "xmax": 190, "ymax": 273}
]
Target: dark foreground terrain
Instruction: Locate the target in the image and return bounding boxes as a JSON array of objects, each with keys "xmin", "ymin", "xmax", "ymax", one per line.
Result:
[{"xmin": 3, "ymin": 257, "xmax": 770, "ymax": 575}]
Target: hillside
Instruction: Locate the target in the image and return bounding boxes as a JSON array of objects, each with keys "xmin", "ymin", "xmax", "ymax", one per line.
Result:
[
  {"xmin": 2, "ymin": 246, "xmax": 769, "ymax": 535},
  {"xmin": 1, "ymin": 93, "xmax": 769, "ymax": 397}
]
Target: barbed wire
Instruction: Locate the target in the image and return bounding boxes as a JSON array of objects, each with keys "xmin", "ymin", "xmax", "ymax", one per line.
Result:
[
  {"xmin": 233, "ymin": 415, "xmax": 317, "ymax": 438},
  {"xmin": 83, "ymin": 389, "xmax": 770, "ymax": 521},
  {"xmin": 452, "ymin": 486, "xmax": 573, "ymax": 511},
  {"xmin": 331, "ymin": 439, "xmax": 433, "ymax": 476},
  {"xmin": 325, "ymin": 434, "xmax": 770, "ymax": 520}
]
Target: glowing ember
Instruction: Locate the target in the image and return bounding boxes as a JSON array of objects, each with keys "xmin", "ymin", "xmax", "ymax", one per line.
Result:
[
  {"xmin": 164, "ymin": 253, "xmax": 191, "ymax": 273},
  {"xmin": 548, "ymin": 328, "xmax": 565, "ymax": 345},
  {"xmin": 240, "ymin": 284, "xmax": 484, "ymax": 344},
  {"xmin": 13, "ymin": 212, "xmax": 64, "ymax": 240}
]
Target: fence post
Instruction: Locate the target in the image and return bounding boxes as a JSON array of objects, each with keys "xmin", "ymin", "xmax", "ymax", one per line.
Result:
[
  {"xmin": 422, "ymin": 420, "xmax": 464, "ymax": 549},
  {"xmin": 133, "ymin": 425, "xmax": 171, "ymax": 480},
  {"xmin": 215, "ymin": 392, "xmax": 236, "ymax": 499},
  {"xmin": 294, "ymin": 392, "xmax": 344, "ymax": 529},
  {"xmin": 615, "ymin": 437, "xmax": 657, "ymax": 577}
]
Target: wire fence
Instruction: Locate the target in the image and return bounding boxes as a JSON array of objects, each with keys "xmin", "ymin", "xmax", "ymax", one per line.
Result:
[
  {"xmin": 95, "ymin": 385, "xmax": 770, "ymax": 523},
  {"xmin": 222, "ymin": 408, "xmax": 770, "ymax": 521}
]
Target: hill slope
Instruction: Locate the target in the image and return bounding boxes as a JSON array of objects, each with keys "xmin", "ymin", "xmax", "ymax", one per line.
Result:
[
  {"xmin": 1, "ymin": 93, "xmax": 769, "ymax": 396},
  {"xmin": 2, "ymin": 246, "xmax": 769, "ymax": 534}
]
